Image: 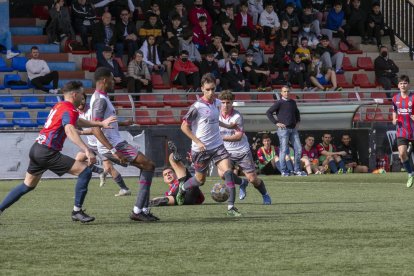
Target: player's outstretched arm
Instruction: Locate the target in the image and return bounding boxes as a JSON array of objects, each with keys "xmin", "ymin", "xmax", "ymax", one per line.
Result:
[
  {"xmin": 78, "ymin": 115, "xmax": 117, "ymax": 129},
  {"xmin": 65, "ymin": 124, "xmax": 96, "ymax": 165}
]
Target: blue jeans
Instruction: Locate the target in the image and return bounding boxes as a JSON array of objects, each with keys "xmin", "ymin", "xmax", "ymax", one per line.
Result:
[{"xmin": 276, "ymin": 128, "xmax": 302, "ymax": 173}]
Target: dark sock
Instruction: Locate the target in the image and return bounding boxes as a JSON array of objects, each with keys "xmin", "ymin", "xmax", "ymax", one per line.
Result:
[
  {"xmin": 233, "ymin": 174, "xmax": 245, "ymax": 185},
  {"xmin": 113, "ymin": 173, "xmax": 128, "ymax": 190},
  {"xmin": 74, "ymin": 167, "xmax": 92, "ymax": 208},
  {"xmin": 224, "ymin": 170, "xmax": 236, "ymax": 205},
  {"xmin": 328, "ymin": 160, "xmax": 338, "ymax": 173},
  {"xmin": 0, "ymin": 183, "xmax": 34, "ymax": 212},
  {"xmin": 403, "ymin": 160, "xmax": 413, "ymax": 174},
  {"xmin": 135, "ymin": 170, "xmax": 153, "ymax": 209},
  {"xmin": 286, "ymin": 160, "xmax": 294, "ymax": 172},
  {"xmin": 338, "ymin": 160, "xmax": 346, "ymax": 171},
  {"xmin": 254, "ymin": 180, "xmax": 268, "ymax": 196},
  {"xmin": 89, "ymin": 165, "xmax": 104, "ymax": 174},
  {"xmin": 183, "ymin": 176, "xmax": 202, "ymax": 190}
]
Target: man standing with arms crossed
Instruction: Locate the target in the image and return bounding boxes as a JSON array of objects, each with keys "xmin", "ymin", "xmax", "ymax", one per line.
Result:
[{"xmin": 266, "ymin": 86, "xmax": 307, "ymax": 176}]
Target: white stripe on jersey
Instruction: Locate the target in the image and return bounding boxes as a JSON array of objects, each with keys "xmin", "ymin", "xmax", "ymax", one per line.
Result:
[
  {"xmin": 219, "ymin": 109, "xmax": 250, "ymax": 154},
  {"xmin": 79, "ymin": 109, "xmax": 97, "ymax": 147}
]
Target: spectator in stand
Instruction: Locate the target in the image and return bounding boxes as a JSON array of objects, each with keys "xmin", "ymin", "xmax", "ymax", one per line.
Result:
[
  {"xmin": 285, "ymin": 0, "xmax": 302, "ymax": 10},
  {"xmin": 171, "ymin": 50, "xmax": 200, "ymax": 92},
  {"xmin": 280, "ymin": 2, "xmax": 301, "ymax": 33},
  {"xmin": 366, "ymin": 2, "xmax": 397, "ymax": 51},
  {"xmin": 127, "ymin": 50, "xmax": 152, "ymax": 100},
  {"xmin": 106, "ymin": 0, "xmax": 136, "ymax": 21},
  {"xmin": 204, "ymin": 0, "xmax": 222, "ymax": 22},
  {"xmin": 247, "ymin": 36, "xmax": 266, "ymax": 68},
  {"xmin": 165, "ymin": 14, "xmax": 184, "ymax": 39},
  {"xmin": 288, "ymin": 53, "xmax": 309, "ymax": 90},
  {"xmin": 192, "ymin": 16, "xmax": 212, "ymax": 54},
  {"xmin": 275, "ymin": 19, "xmax": 293, "ymax": 45},
  {"xmin": 72, "ymin": 0, "xmax": 96, "ymax": 50},
  {"xmin": 139, "ymin": 12, "xmax": 163, "ymax": 41},
  {"xmin": 315, "ymin": 34, "xmax": 344, "ymax": 74},
  {"xmin": 26, "ymin": 46, "xmax": 60, "ymax": 94},
  {"xmin": 271, "ymin": 37, "xmax": 293, "ymax": 83},
  {"xmin": 257, "ymin": 133, "xmax": 282, "ymax": 175},
  {"xmin": 243, "ymin": 50, "xmax": 270, "ymax": 91},
  {"xmin": 343, "ymin": 0, "xmax": 368, "ymax": 44},
  {"xmin": 168, "ymin": 0, "xmax": 189, "ymax": 28},
  {"xmin": 214, "ymin": 17, "xmax": 239, "ymax": 52},
  {"xmin": 92, "ymin": 12, "xmax": 123, "ymax": 66},
  {"xmin": 140, "ymin": 35, "xmax": 165, "ymax": 74},
  {"xmin": 206, "ymin": 34, "xmax": 228, "ymax": 68},
  {"xmin": 98, "ymin": 46, "xmax": 128, "ymax": 89},
  {"xmin": 337, "ymin": 133, "xmax": 369, "ymax": 173},
  {"xmin": 159, "ymin": 36, "xmax": 179, "ymax": 80},
  {"xmin": 308, "ymin": 53, "xmax": 342, "ymax": 91},
  {"xmin": 301, "ymin": 135, "xmax": 324, "ymax": 175},
  {"xmin": 260, "ymin": 2, "xmax": 280, "ymax": 44},
  {"xmin": 374, "ymin": 45, "xmax": 399, "ymax": 99},
  {"xmin": 114, "ymin": 9, "xmax": 139, "ymax": 60},
  {"xmin": 179, "ymin": 29, "xmax": 202, "ymax": 64},
  {"xmin": 188, "ymin": 0, "xmax": 213, "ymax": 28},
  {"xmin": 223, "ymin": 49, "xmax": 250, "ymax": 92},
  {"xmin": 300, "ymin": 4, "xmax": 321, "ymax": 37},
  {"xmin": 298, "ymin": 23, "xmax": 319, "ymax": 49},
  {"xmin": 295, "ymin": 37, "xmax": 312, "ymax": 65},
  {"xmin": 145, "ymin": 1, "xmax": 165, "ymax": 25},
  {"xmin": 218, "ymin": 4, "xmax": 236, "ymax": 25},
  {"xmin": 248, "ymin": 0, "xmax": 264, "ymax": 25},
  {"xmin": 199, "ymin": 51, "xmax": 222, "ymax": 90},
  {"xmin": 235, "ymin": 1, "xmax": 257, "ymax": 38},
  {"xmin": 316, "ymin": 133, "xmax": 347, "ymax": 174},
  {"xmin": 47, "ymin": 0, "xmax": 74, "ymax": 44}
]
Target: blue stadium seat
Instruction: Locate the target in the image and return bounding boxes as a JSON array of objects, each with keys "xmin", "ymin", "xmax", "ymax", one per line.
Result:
[
  {"xmin": 10, "ymin": 27, "xmax": 43, "ymax": 36},
  {"xmin": 12, "ymin": 111, "xmax": 38, "ymax": 127},
  {"xmin": 17, "ymin": 44, "xmax": 60, "ymax": 54},
  {"xmin": 44, "ymin": 95, "xmax": 61, "ymax": 107},
  {"xmin": 4, "ymin": 74, "xmax": 30, "ymax": 89},
  {"xmin": 36, "ymin": 111, "xmax": 50, "ymax": 126},
  {"xmin": 48, "ymin": 62, "xmax": 76, "ymax": 71},
  {"xmin": 0, "ymin": 112, "xmax": 14, "ymax": 127},
  {"xmin": 11, "ymin": 56, "xmax": 28, "ymax": 72},
  {"xmin": 20, "ymin": 95, "xmax": 47, "ymax": 109},
  {"xmin": 0, "ymin": 57, "xmax": 13, "ymax": 72},
  {"xmin": 58, "ymin": 79, "xmax": 93, "ymax": 88},
  {"xmin": 0, "ymin": 95, "xmax": 22, "ymax": 109}
]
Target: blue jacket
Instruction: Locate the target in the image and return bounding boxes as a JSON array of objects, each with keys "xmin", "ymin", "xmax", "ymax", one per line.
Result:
[{"xmin": 326, "ymin": 8, "xmax": 345, "ymax": 31}]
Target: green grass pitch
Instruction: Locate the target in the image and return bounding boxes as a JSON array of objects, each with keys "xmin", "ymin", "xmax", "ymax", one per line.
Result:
[{"xmin": 1, "ymin": 173, "xmax": 414, "ymax": 275}]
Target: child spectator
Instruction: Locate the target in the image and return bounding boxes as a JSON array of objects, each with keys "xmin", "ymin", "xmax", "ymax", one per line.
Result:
[
  {"xmin": 71, "ymin": 0, "xmax": 96, "ymax": 50},
  {"xmin": 139, "ymin": 12, "xmax": 163, "ymax": 41},
  {"xmin": 300, "ymin": 4, "xmax": 321, "ymax": 37},
  {"xmin": 140, "ymin": 35, "xmax": 165, "ymax": 74},
  {"xmin": 114, "ymin": 9, "xmax": 139, "ymax": 60},
  {"xmin": 248, "ymin": 0, "xmax": 264, "ymax": 25},
  {"xmin": 192, "ymin": 16, "xmax": 212, "ymax": 54},
  {"xmin": 257, "ymin": 133, "xmax": 282, "ymax": 175},
  {"xmin": 214, "ymin": 17, "xmax": 239, "ymax": 52},
  {"xmin": 206, "ymin": 34, "xmax": 228, "ymax": 68},
  {"xmin": 275, "ymin": 19, "xmax": 292, "ymax": 45},
  {"xmin": 315, "ymin": 34, "xmax": 344, "ymax": 74},
  {"xmin": 235, "ymin": 1, "xmax": 256, "ymax": 38},
  {"xmin": 271, "ymin": 37, "xmax": 293, "ymax": 82},
  {"xmin": 280, "ymin": 3, "xmax": 301, "ymax": 33},
  {"xmin": 199, "ymin": 52, "xmax": 222, "ymax": 90},
  {"xmin": 366, "ymin": 2, "xmax": 397, "ymax": 51},
  {"xmin": 159, "ymin": 36, "xmax": 179, "ymax": 80},
  {"xmin": 127, "ymin": 50, "xmax": 152, "ymax": 100},
  {"xmin": 188, "ymin": 0, "xmax": 213, "ymax": 28},
  {"xmin": 295, "ymin": 37, "xmax": 312, "ymax": 65},
  {"xmin": 223, "ymin": 49, "xmax": 250, "ymax": 92},
  {"xmin": 218, "ymin": 4, "xmax": 236, "ymax": 25},
  {"xmin": 308, "ymin": 54, "xmax": 342, "ymax": 91},
  {"xmin": 285, "ymin": 0, "xmax": 302, "ymax": 10},
  {"xmin": 288, "ymin": 53, "xmax": 309, "ymax": 90},
  {"xmin": 247, "ymin": 37, "xmax": 266, "ymax": 68},
  {"xmin": 301, "ymin": 135, "xmax": 324, "ymax": 175},
  {"xmin": 47, "ymin": 0, "xmax": 74, "ymax": 44},
  {"xmin": 171, "ymin": 50, "xmax": 200, "ymax": 92},
  {"xmin": 168, "ymin": 0, "xmax": 189, "ymax": 28},
  {"xmin": 298, "ymin": 23, "xmax": 319, "ymax": 49},
  {"xmin": 259, "ymin": 2, "xmax": 280, "ymax": 44},
  {"xmin": 179, "ymin": 29, "xmax": 202, "ymax": 64},
  {"xmin": 243, "ymin": 50, "xmax": 270, "ymax": 91},
  {"xmin": 165, "ymin": 14, "xmax": 184, "ymax": 39}
]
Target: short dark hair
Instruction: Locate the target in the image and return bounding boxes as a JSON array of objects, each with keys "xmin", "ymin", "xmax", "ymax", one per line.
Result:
[
  {"xmin": 31, "ymin": 46, "xmax": 39, "ymax": 51},
  {"xmin": 333, "ymin": 1, "xmax": 342, "ymax": 6},
  {"xmin": 229, "ymin": 48, "xmax": 239, "ymax": 55},
  {"xmin": 341, "ymin": 133, "xmax": 351, "ymax": 138},
  {"xmin": 62, "ymin": 81, "xmax": 84, "ymax": 94},
  {"xmin": 94, "ymin": 67, "xmax": 113, "ymax": 81},
  {"xmin": 322, "ymin": 133, "xmax": 332, "ymax": 138},
  {"xmin": 171, "ymin": 14, "xmax": 181, "ymax": 21},
  {"xmin": 305, "ymin": 135, "xmax": 315, "ymax": 140},
  {"xmin": 262, "ymin": 133, "xmax": 271, "ymax": 140},
  {"xmin": 218, "ymin": 90, "xmax": 235, "ymax": 101},
  {"xmin": 162, "ymin": 166, "xmax": 173, "ymax": 172},
  {"xmin": 201, "ymin": 73, "xmax": 216, "ymax": 86},
  {"xmin": 399, "ymin": 75, "xmax": 410, "ymax": 83},
  {"xmin": 180, "ymin": 50, "xmax": 189, "ymax": 56},
  {"xmin": 198, "ymin": 16, "xmax": 207, "ymax": 22}
]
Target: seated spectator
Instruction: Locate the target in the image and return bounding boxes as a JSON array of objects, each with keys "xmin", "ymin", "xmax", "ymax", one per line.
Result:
[
  {"xmin": 127, "ymin": 50, "xmax": 152, "ymax": 100},
  {"xmin": 295, "ymin": 37, "xmax": 312, "ymax": 65},
  {"xmin": 300, "ymin": 4, "xmax": 321, "ymax": 37},
  {"xmin": 315, "ymin": 35, "xmax": 345, "ymax": 74},
  {"xmin": 271, "ymin": 37, "xmax": 293, "ymax": 82},
  {"xmin": 223, "ymin": 49, "xmax": 250, "ymax": 92},
  {"xmin": 302, "ymin": 135, "xmax": 324, "ymax": 175},
  {"xmin": 243, "ymin": 50, "xmax": 270, "ymax": 91},
  {"xmin": 25, "ymin": 46, "xmax": 59, "ymax": 94},
  {"xmin": 188, "ymin": 0, "xmax": 213, "ymax": 29},
  {"xmin": 171, "ymin": 50, "xmax": 200, "ymax": 92},
  {"xmin": 366, "ymin": 2, "xmax": 397, "ymax": 51},
  {"xmin": 159, "ymin": 36, "xmax": 179, "ymax": 80},
  {"xmin": 106, "ymin": 0, "xmax": 135, "ymax": 21},
  {"xmin": 337, "ymin": 134, "xmax": 369, "ymax": 173},
  {"xmin": 275, "ymin": 19, "xmax": 292, "ymax": 45},
  {"xmin": 257, "ymin": 133, "xmax": 282, "ymax": 175},
  {"xmin": 199, "ymin": 52, "xmax": 222, "ymax": 90},
  {"xmin": 145, "ymin": 1, "xmax": 164, "ymax": 25},
  {"xmin": 247, "ymin": 36, "xmax": 266, "ymax": 68},
  {"xmin": 179, "ymin": 29, "xmax": 202, "ymax": 64},
  {"xmin": 288, "ymin": 53, "xmax": 309, "ymax": 90},
  {"xmin": 317, "ymin": 133, "xmax": 347, "ymax": 174},
  {"xmin": 308, "ymin": 54, "xmax": 342, "ymax": 91},
  {"xmin": 298, "ymin": 23, "xmax": 319, "ymax": 49},
  {"xmin": 0, "ymin": 28, "xmax": 19, "ymax": 59},
  {"xmin": 218, "ymin": 4, "xmax": 236, "ymax": 25},
  {"xmin": 114, "ymin": 9, "xmax": 139, "ymax": 60},
  {"xmin": 168, "ymin": 0, "xmax": 189, "ymax": 28},
  {"xmin": 285, "ymin": 0, "xmax": 302, "ymax": 10},
  {"xmin": 71, "ymin": 0, "xmax": 96, "ymax": 49},
  {"xmin": 259, "ymin": 2, "xmax": 280, "ymax": 44},
  {"xmin": 235, "ymin": 1, "xmax": 256, "ymax": 39},
  {"xmin": 192, "ymin": 16, "xmax": 212, "ymax": 54},
  {"xmin": 374, "ymin": 45, "xmax": 399, "ymax": 99},
  {"xmin": 204, "ymin": 0, "xmax": 222, "ymax": 22},
  {"xmin": 139, "ymin": 12, "xmax": 163, "ymax": 41},
  {"xmin": 165, "ymin": 14, "xmax": 184, "ymax": 39},
  {"xmin": 98, "ymin": 46, "xmax": 128, "ymax": 89},
  {"xmin": 206, "ymin": 34, "xmax": 227, "ymax": 68},
  {"xmin": 248, "ymin": 0, "xmax": 264, "ymax": 25},
  {"xmin": 47, "ymin": 0, "xmax": 74, "ymax": 44},
  {"xmin": 92, "ymin": 12, "xmax": 123, "ymax": 66},
  {"xmin": 343, "ymin": 0, "xmax": 368, "ymax": 44},
  {"xmin": 280, "ymin": 3, "xmax": 301, "ymax": 33},
  {"xmin": 214, "ymin": 17, "xmax": 239, "ymax": 52},
  {"xmin": 140, "ymin": 35, "xmax": 165, "ymax": 74}
]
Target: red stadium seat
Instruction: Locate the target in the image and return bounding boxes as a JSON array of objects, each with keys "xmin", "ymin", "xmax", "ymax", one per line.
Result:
[
  {"xmin": 113, "ymin": 57, "xmax": 127, "ymax": 72},
  {"xmin": 336, "ymin": 74, "xmax": 354, "ymax": 88},
  {"xmin": 342, "ymin": 57, "xmax": 358, "ymax": 71},
  {"xmin": 339, "ymin": 41, "xmax": 363, "ymax": 54},
  {"xmin": 32, "ymin": 5, "xmax": 49, "ymax": 20},
  {"xmin": 135, "ymin": 110, "xmax": 156, "ymax": 125},
  {"xmin": 303, "ymin": 93, "xmax": 320, "ymax": 102},
  {"xmin": 187, "ymin": 93, "xmax": 198, "ymax": 103},
  {"xmin": 151, "ymin": 74, "xmax": 171, "ymax": 89},
  {"xmin": 139, "ymin": 94, "xmax": 164, "ymax": 108},
  {"xmin": 163, "ymin": 94, "xmax": 189, "ymax": 107},
  {"xmin": 326, "ymin": 92, "xmax": 342, "ymax": 101},
  {"xmin": 366, "ymin": 108, "xmax": 386, "ymax": 122},
  {"xmin": 357, "ymin": 57, "xmax": 374, "ymax": 71},
  {"xmin": 234, "ymin": 94, "xmax": 252, "ymax": 102},
  {"xmin": 257, "ymin": 93, "xmax": 275, "ymax": 103},
  {"xmin": 82, "ymin": 57, "xmax": 98, "ymax": 72},
  {"xmin": 114, "ymin": 95, "xmax": 132, "ymax": 108},
  {"xmin": 156, "ymin": 110, "xmax": 180, "ymax": 125},
  {"xmin": 348, "ymin": 92, "xmax": 364, "ymax": 100},
  {"xmin": 180, "ymin": 109, "xmax": 188, "ymax": 119},
  {"xmin": 352, "ymin": 73, "xmax": 377, "ymax": 88}
]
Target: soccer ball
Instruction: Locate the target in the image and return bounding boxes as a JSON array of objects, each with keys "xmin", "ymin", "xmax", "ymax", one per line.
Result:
[{"xmin": 211, "ymin": 183, "xmax": 230, "ymax": 202}]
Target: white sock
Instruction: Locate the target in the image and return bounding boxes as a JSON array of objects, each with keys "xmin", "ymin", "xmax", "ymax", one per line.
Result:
[
  {"xmin": 73, "ymin": 206, "xmax": 81, "ymax": 212},
  {"xmin": 142, "ymin": 208, "xmax": 149, "ymax": 214},
  {"xmin": 133, "ymin": 206, "xmax": 141, "ymax": 214},
  {"xmin": 227, "ymin": 205, "xmax": 234, "ymax": 210}
]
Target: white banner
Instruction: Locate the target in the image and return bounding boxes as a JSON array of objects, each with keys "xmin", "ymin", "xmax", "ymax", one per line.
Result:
[{"xmin": 0, "ymin": 131, "xmax": 145, "ymax": 180}]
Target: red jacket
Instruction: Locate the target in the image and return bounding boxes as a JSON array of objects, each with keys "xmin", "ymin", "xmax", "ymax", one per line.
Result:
[
  {"xmin": 192, "ymin": 25, "xmax": 212, "ymax": 47},
  {"xmin": 235, "ymin": 12, "xmax": 255, "ymax": 31},
  {"xmin": 171, "ymin": 59, "xmax": 199, "ymax": 81}
]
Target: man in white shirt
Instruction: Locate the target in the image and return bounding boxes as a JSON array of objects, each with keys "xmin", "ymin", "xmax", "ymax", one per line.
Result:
[{"xmin": 25, "ymin": 46, "xmax": 60, "ymax": 94}]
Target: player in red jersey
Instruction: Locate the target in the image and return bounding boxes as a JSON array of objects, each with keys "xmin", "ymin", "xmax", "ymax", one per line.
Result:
[
  {"xmin": 392, "ymin": 75, "xmax": 414, "ymax": 187},
  {"xmin": 0, "ymin": 81, "xmax": 119, "ymax": 223},
  {"xmin": 301, "ymin": 135, "xmax": 324, "ymax": 175},
  {"xmin": 316, "ymin": 133, "xmax": 347, "ymax": 174}
]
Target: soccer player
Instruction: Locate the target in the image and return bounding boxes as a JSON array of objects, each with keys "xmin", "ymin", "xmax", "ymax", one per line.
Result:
[
  {"xmin": 301, "ymin": 135, "xmax": 324, "ymax": 175},
  {"xmin": 177, "ymin": 73, "xmax": 242, "ymax": 217},
  {"xmin": 218, "ymin": 91, "xmax": 271, "ymax": 204},
  {"xmin": 0, "ymin": 81, "xmax": 118, "ymax": 223},
  {"xmin": 149, "ymin": 141, "xmax": 205, "ymax": 206},
  {"xmin": 392, "ymin": 75, "xmax": 414, "ymax": 187},
  {"xmin": 76, "ymin": 93, "xmax": 132, "ymax": 196},
  {"xmin": 90, "ymin": 67, "xmax": 159, "ymax": 222}
]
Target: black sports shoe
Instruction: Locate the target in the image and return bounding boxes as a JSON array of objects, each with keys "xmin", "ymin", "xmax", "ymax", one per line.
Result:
[
  {"xmin": 168, "ymin": 140, "xmax": 182, "ymax": 162},
  {"xmin": 149, "ymin": 197, "xmax": 169, "ymax": 207},
  {"xmin": 129, "ymin": 211, "xmax": 155, "ymax": 222},
  {"xmin": 71, "ymin": 209, "xmax": 95, "ymax": 223},
  {"xmin": 146, "ymin": 212, "xmax": 160, "ymax": 221}
]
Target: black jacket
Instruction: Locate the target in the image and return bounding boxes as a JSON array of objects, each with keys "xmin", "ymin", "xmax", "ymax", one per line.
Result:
[
  {"xmin": 374, "ymin": 55, "xmax": 399, "ymax": 79},
  {"xmin": 98, "ymin": 58, "xmax": 125, "ymax": 79},
  {"xmin": 114, "ymin": 20, "xmax": 138, "ymax": 42},
  {"xmin": 71, "ymin": 1, "xmax": 95, "ymax": 26},
  {"xmin": 92, "ymin": 22, "xmax": 116, "ymax": 46}
]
